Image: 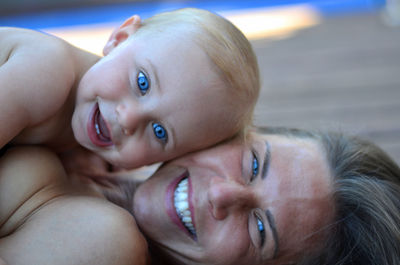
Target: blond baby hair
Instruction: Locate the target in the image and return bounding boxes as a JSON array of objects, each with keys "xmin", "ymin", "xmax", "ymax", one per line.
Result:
[{"xmin": 138, "ymin": 8, "xmax": 260, "ymax": 131}]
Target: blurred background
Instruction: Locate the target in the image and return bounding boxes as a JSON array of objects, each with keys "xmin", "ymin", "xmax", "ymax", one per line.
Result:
[{"xmin": 1, "ymin": 0, "xmax": 400, "ymax": 163}]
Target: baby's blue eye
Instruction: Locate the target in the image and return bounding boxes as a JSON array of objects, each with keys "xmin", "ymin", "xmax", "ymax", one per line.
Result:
[
  {"xmin": 152, "ymin": 123, "xmax": 168, "ymax": 142},
  {"xmin": 252, "ymin": 154, "xmax": 259, "ymax": 178},
  {"xmin": 257, "ymin": 217, "xmax": 266, "ymax": 247},
  {"xmin": 137, "ymin": 71, "xmax": 149, "ymax": 95}
]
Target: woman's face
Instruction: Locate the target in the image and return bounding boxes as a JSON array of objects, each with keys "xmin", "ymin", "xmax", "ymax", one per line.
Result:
[{"xmin": 133, "ymin": 132, "xmax": 334, "ymax": 265}]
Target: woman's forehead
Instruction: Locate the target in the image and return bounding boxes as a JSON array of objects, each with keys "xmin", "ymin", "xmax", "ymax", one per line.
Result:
[{"xmin": 247, "ymin": 132, "xmax": 334, "ymax": 259}]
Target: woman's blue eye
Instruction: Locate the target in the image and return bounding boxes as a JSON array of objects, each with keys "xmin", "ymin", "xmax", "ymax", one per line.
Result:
[
  {"xmin": 152, "ymin": 123, "xmax": 168, "ymax": 142},
  {"xmin": 252, "ymin": 154, "xmax": 259, "ymax": 179},
  {"xmin": 137, "ymin": 71, "xmax": 149, "ymax": 95},
  {"xmin": 257, "ymin": 217, "xmax": 266, "ymax": 247}
]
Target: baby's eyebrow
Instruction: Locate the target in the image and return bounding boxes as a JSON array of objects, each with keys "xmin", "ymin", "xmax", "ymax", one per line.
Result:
[
  {"xmin": 146, "ymin": 58, "xmax": 160, "ymax": 92},
  {"xmin": 169, "ymin": 124, "xmax": 177, "ymax": 150}
]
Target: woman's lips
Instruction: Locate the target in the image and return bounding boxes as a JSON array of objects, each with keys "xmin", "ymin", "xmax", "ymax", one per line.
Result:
[
  {"xmin": 165, "ymin": 170, "xmax": 197, "ymax": 241},
  {"xmin": 87, "ymin": 103, "xmax": 113, "ymax": 147}
]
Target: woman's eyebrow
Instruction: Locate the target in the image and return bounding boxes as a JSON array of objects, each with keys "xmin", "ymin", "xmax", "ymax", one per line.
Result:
[
  {"xmin": 266, "ymin": 209, "xmax": 279, "ymax": 258},
  {"xmin": 261, "ymin": 141, "xmax": 271, "ymax": 180}
]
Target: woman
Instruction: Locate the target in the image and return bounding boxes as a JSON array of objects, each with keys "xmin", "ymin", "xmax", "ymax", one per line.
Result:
[
  {"xmin": 0, "ymin": 127, "xmax": 399, "ymax": 264},
  {"xmin": 132, "ymin": 127, "xmax": 400, "ymax": 265}
]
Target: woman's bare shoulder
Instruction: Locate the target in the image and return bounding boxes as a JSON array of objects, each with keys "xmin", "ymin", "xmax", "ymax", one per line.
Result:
[
  {"xmin": 0, "ymin": 147, "xmax": 68, "ymax": 234},
  {"xmin": 0, "ymin": 147, "xmax": 149, "ymax": 265},
  {"xmin": 0, "ymin": 195, "xmax": 149, "ymax": 265},
  {"xmin": 0, "ymin": 146, "xmax": 68, "ymax": 188},
  {"xmin": 36, "ymin": 196, "xmax": 150, "ymax": 265},
  {"xmin": 81, "ymin": 200, "xmax": 151, "ymax": 265}
]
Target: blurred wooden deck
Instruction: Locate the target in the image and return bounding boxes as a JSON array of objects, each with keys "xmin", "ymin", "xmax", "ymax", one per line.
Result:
[{"xmin": 252, "ymin": 11, "xmax": 400, "ymax": 164}]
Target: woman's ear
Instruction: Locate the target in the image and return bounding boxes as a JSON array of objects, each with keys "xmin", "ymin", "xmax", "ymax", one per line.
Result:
[{"xmin": 103, "ymin": 15, "xmax": 142, "ymax": 56}]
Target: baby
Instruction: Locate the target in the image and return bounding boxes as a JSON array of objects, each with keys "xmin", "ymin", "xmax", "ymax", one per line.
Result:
[{"xmin": 0, "ymin": 8, "xmax": 260, "ymax": 170}]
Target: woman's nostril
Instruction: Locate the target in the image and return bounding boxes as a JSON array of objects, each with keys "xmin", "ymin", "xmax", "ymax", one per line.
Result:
[
  {"xmin": 208, "ymin": 195, "xmax": 227, "ymax": 220},
  {"xmin": 208, "ymin": 176, "xmax": 255, "ymax": 219},
  {"xmin": 208, "ymin": 177, "xmax": 238, "ymax": 220}
]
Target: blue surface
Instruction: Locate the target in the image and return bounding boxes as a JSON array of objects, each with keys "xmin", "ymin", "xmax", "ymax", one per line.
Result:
[{"xmin": 0, "ymin": 0, "xmax": 386, "ymax": 29}]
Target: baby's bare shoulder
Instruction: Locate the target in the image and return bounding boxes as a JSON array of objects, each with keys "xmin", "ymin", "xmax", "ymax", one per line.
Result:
[
  {"xmin": 0, "ymin": 28, "xmax": 81, "ymax": 147},
  {"xmin": 0, "ymin": 27, "xmax": 72, "ymax": 67}
]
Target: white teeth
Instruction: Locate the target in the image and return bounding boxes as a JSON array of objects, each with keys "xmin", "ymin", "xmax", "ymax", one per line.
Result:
[
  {"xmin": 95, "ymin": 123, "xmax": 100, "ymax": 135},
  {"xmin": 176, "ymin": 192, "xmax": 188, "ymax": 201},
  {"xmin": 174, "ymin": 177, "xmax": 197, "ymax": 238},
  {"xmin": 176, "ymin": 201, "xmax": 188, "ymax": 209},
  {"xmin": 182, "ymin": 216, "xmax": 192, "ymax": 223}
]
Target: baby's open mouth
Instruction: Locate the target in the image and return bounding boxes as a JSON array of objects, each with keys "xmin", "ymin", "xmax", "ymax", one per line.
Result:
[
  {"xmin": 94, "ymin": 105, "xmax": 111, "ymax": 143},
  {"xmin": 174, "ymin": 177, "xmax": 197, "ymax": 239},
  {"xmin": 88, "ymin": 103, "xmax": 113, "ymax": 147}
]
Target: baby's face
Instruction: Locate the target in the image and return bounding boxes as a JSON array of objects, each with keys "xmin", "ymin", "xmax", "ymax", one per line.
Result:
[{"xmin": 72, "ymin": 28, "xmax": 242, "ymax": 169}]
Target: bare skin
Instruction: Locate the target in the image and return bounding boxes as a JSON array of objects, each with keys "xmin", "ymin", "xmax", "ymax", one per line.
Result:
[
  {"xmin": 1, "ymin": 10, "xmax": 253, "ymax": 173},
  {"xmin": 0, "ymin": 27, "xmax": 99, "ymax": 151},
  {"xmin": 0, "ymin": 146, "xmax": 149, "ymax": 265},
  {"xmin": 0, "ymin": 131, "xmax": 334, "ymax": 265}
]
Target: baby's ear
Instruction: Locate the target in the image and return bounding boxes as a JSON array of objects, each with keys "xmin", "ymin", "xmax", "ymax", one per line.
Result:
[{"xmin": 103, "ymin": 15, "xmax": 142, "ymax": 56}]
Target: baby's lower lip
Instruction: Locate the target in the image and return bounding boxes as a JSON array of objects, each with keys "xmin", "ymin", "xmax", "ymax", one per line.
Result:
[{"xmin": 87, "ymin": 103, "xmax": 113, "ymax": 147}]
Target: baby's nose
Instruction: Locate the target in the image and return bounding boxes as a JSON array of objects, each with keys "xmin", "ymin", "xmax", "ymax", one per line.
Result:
[
  {"xmin": 208, "ymin": 176, "xmax": 254, "ymax": 220},
  {"xmin": 116, "ymin": 103, "xmax": 144, "ymax": 135}
]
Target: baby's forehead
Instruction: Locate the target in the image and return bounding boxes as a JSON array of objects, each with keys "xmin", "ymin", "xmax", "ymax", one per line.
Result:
[
  {"xmin": 162, "ymin": 82, "xmax": 246, "ymax": 146},
  {"xmin": 138, "ymin": 21, "xmax": 200, "ymax": 40}
]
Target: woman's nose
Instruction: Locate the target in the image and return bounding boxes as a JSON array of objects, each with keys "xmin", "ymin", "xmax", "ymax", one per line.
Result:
[
  {"xmin": 116, "ymin": 103, "xmax": 144, "ymax": 135},
  {"xmin": 207, "ymin": 176, "xmax": 255, "ymax": 220}
]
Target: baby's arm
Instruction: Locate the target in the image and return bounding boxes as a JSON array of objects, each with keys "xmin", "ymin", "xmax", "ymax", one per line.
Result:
[{"xmin": 0, "ymin": 27, "xmax": 77, "ymax": 149}]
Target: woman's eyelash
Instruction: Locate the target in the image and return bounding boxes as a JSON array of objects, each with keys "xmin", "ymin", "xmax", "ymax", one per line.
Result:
[{"xmin": 256, "ymin": 215, "xmax": 266, "ymax": 247}]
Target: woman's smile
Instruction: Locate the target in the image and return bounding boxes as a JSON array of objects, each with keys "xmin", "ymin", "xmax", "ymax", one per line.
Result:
[{"xmin": 166, "ymin": 170, "xmax": 197, "ymax": 241}]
